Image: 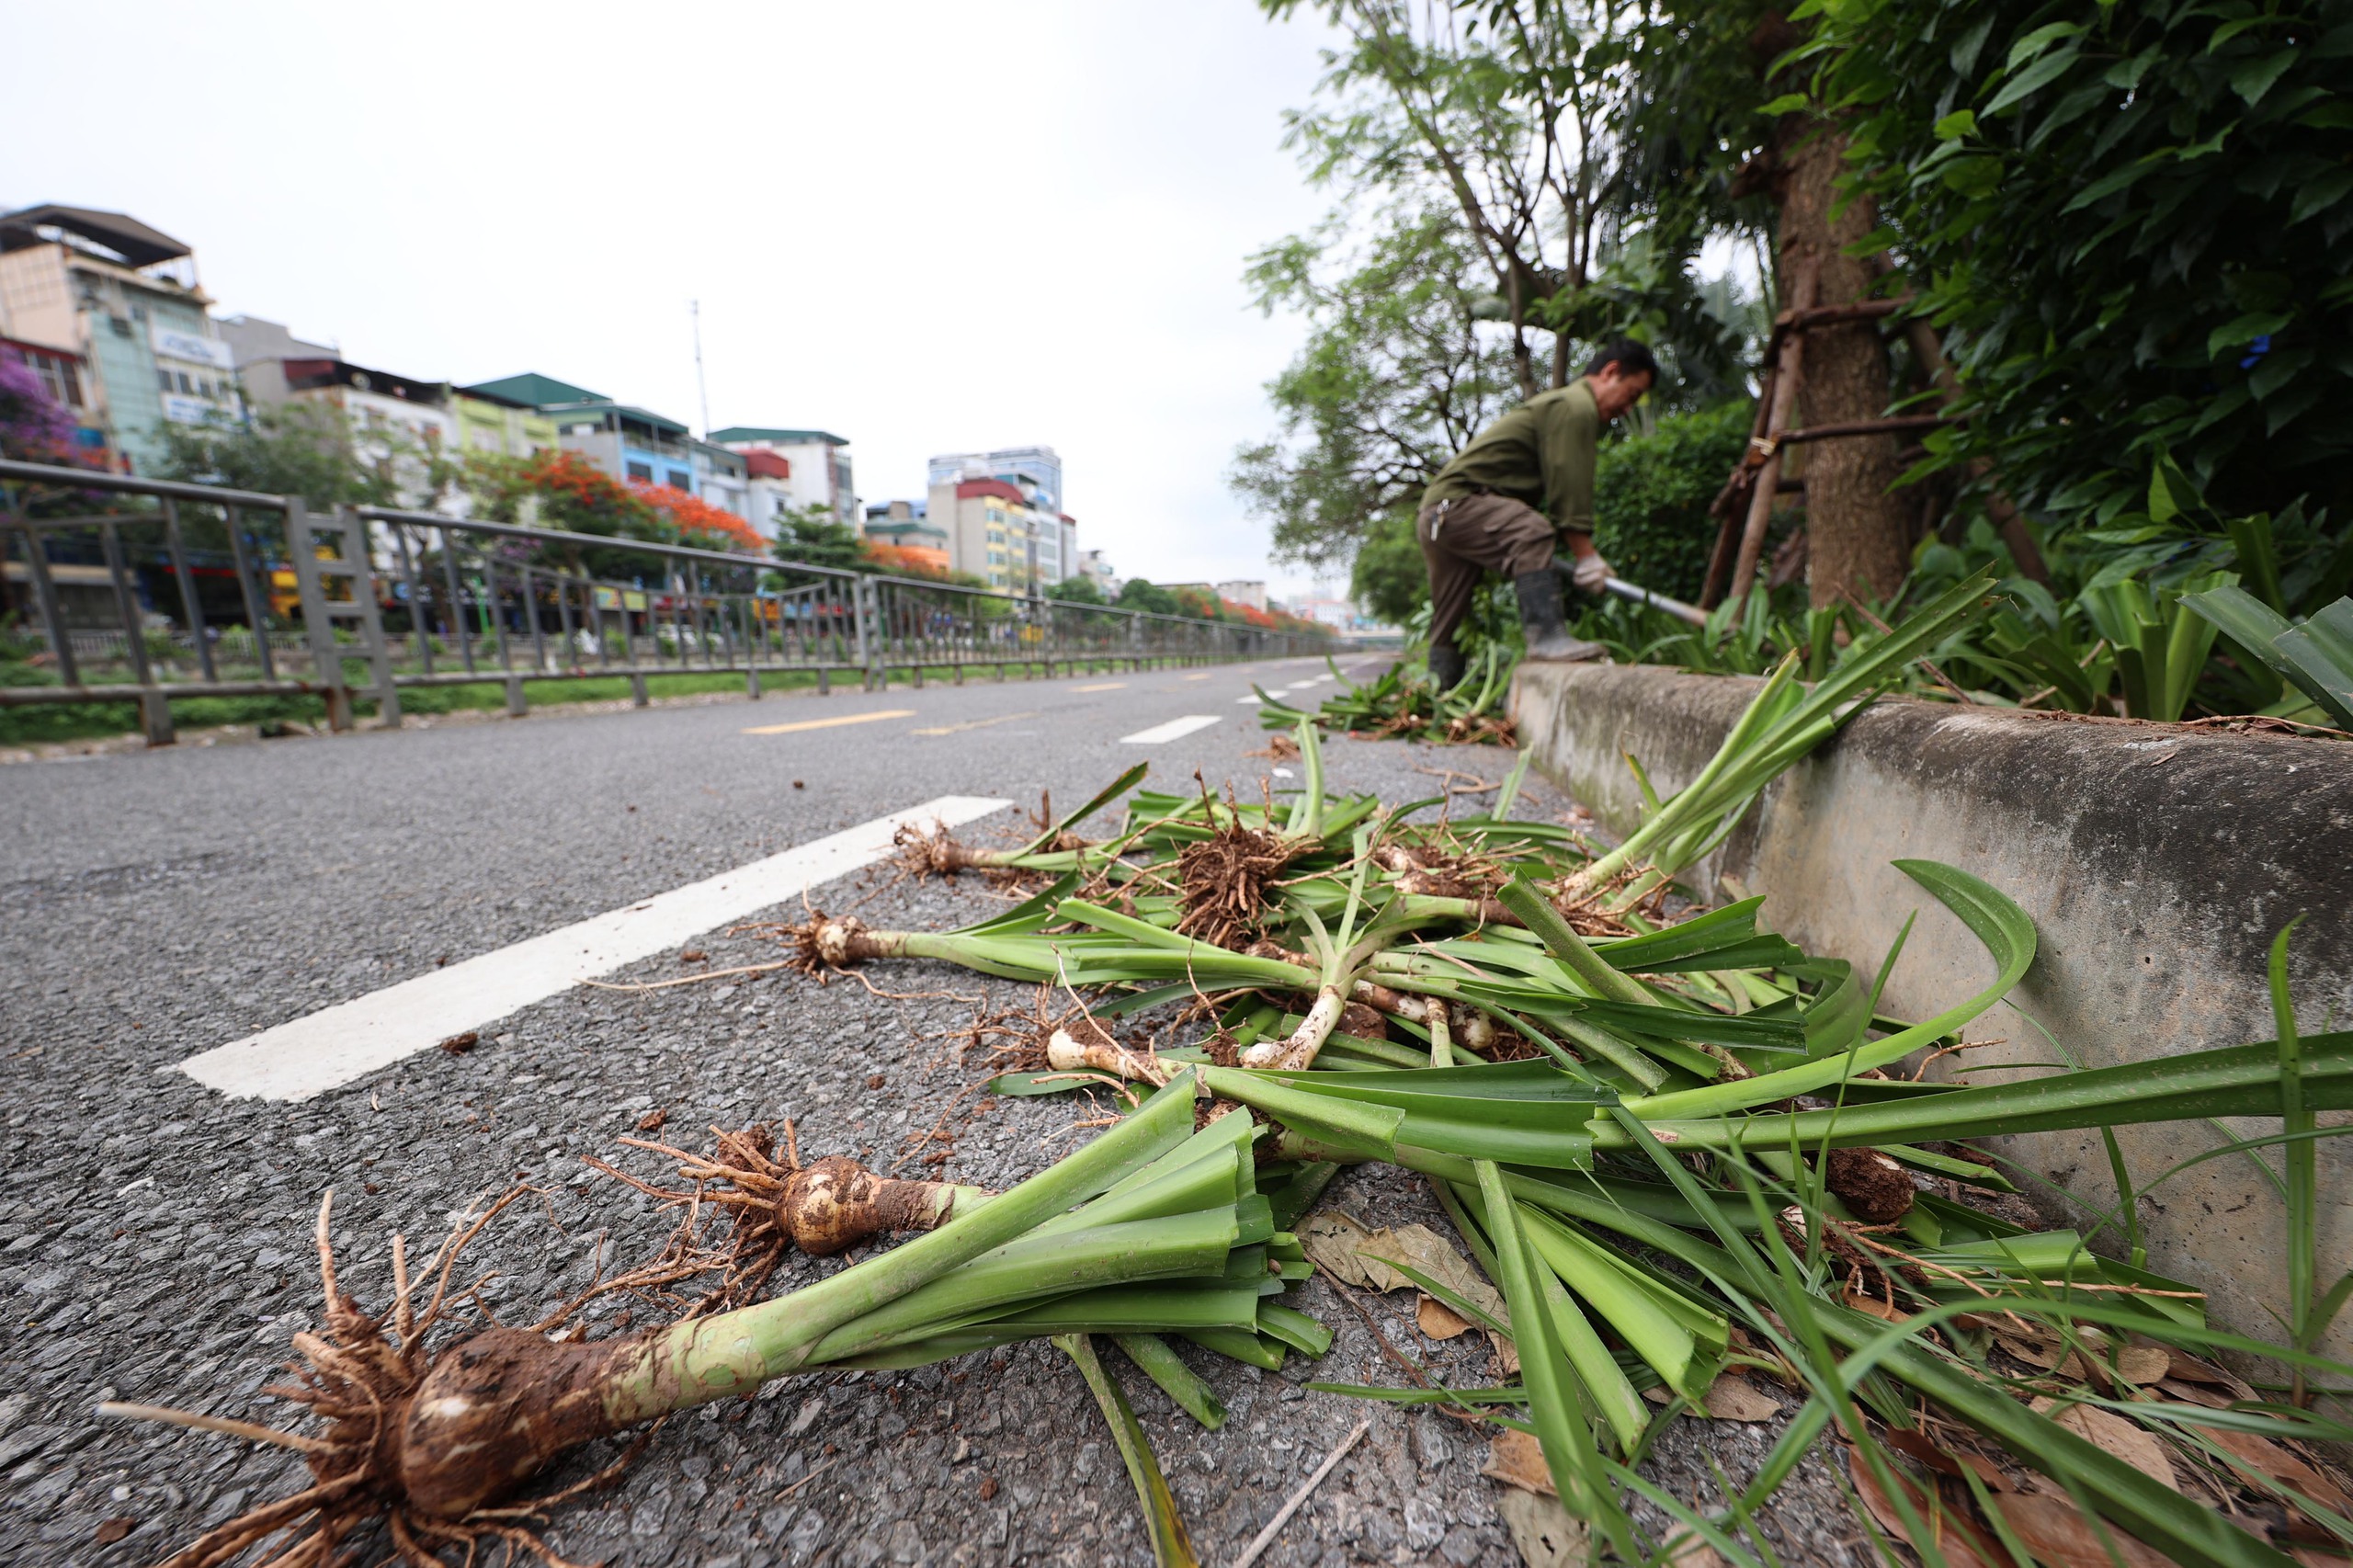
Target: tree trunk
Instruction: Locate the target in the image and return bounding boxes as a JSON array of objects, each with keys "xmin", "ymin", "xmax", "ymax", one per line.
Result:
[{"xmin": 1778, "ymin": 124, "xmax": 1913, "ymax": 608}]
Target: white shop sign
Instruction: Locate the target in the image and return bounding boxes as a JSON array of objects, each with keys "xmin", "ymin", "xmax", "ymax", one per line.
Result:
[{"xmin": 151, "ymin": 326, "xmax": 235, "ymax": 369}]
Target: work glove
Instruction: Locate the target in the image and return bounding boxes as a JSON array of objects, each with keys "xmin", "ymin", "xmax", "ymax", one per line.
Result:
[{"xmin": 1571, "ymin": 551, "xmax": 1611, "ymax": 593}]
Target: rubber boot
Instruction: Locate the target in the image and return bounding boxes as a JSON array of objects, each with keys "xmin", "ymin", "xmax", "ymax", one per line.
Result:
[
  {"xmin": 1427, "ymin": 641, "xmax": 1466, "ymax": 693},
  {"xmin": 1513, "ymin": 570, "xmax": 1605, "ymax": 662}
]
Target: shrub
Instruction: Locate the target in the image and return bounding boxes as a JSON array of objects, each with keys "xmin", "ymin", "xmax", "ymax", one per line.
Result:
[{"xmin": 1593, "ymin": 401, "xmax": 1751, "ymax": 602}]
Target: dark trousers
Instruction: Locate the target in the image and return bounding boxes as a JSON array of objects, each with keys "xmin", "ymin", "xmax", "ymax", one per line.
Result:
[{"xmin": 1416, "ymin": 493, "xmax": 1557, "ymax": 651}]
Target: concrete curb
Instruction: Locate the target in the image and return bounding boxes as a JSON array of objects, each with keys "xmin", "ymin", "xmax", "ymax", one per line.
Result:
[{"xmin": 1513, "ymin": 660, "xmax": 2353, "ymax": 1358}]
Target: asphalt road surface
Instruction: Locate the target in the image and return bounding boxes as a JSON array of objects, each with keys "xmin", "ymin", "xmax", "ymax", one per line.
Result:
[{"xmin": 0, "ymin": 655, "xmax": 1871, "ymax": 1567}]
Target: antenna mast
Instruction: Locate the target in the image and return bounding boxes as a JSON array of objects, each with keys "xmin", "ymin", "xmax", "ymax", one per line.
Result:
[{"xmin": 690, "ymin": 299, "xmax": 710, "ymax": 438}]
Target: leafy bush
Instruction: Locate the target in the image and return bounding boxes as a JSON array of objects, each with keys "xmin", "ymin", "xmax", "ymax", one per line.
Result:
[
  {"xmin": 1806, "ymin": 0, "xmax": 2353, "ymax": 528},
  {"xmin": 1347, "ymin": 506, "xmax": 1426, "ymax": 627},
  {"xmin": 1592, "ymin": 400, "xmax": 1750, "ymax": 602}
]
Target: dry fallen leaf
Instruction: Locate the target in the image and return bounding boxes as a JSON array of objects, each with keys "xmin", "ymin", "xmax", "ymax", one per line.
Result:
[
  {"xmin": 1701, "ymin": 1374, "xmax": 1782, "ymax": 1422},
  {"xmin": 1485, "ymin": 1428, "xmax": 1556, "ymax": 1496},
  {"xmin": 2156, "ymin": 1377, "xmax": 2231, "ymax": 1410},
  {"xmin": 1884, "ymin": 1429, "xmax": 2012, "ymax": 1492},
  {"xmin": 1418, "ymin": 1293, "xmax": 1473, "ymax": 1340},
  {"xmin": 2029, "ymin": 1399, "xmax": 2177, "ymax": 1492},
  {"xmin": 1302, "ymin": 1209, "xmax": 1517, "ymax": 1370},
  {"xmin": 1842, "ymin": 1288, "xmax": 1909, "ymax": 1323},
  {"xmin": 1988, "ymin": 1490, "xmax": 2179, "ymax": 1568},
  {"xmin": 1660, "ymin": 1526, "xmax": 1727, "ymax": 1568},
  {"xmin": 94, "ymin": 1518, "xmax": 135, "ymax": 1546},
  {"xmin": 2001, "ymin": 1333, "xmax": 2086, "ymax": 1379},
  {"xmin": 1498, "ymin": 1485, "xmax": 1586, "ymax": 1567},
  {"xmin": 2112, "ymin": 1346, "xmax": 2172, "ymax": 1386},
  {"xmin": 2205, "ymin": 1426, "xmax": 2353, "ymax": 1517},
  {"xmin": 1847, "ymin": 1451, "xmax": 2006, "ymax": 1568}
]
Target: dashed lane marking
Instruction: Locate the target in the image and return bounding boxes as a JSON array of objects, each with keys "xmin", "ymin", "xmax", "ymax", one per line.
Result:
[
  {"xmin": 174, "ymin": 795, "xmax": 1011, "ymax": 1102},
  {"xmin": 1074, "ymin": 682, "xmax": 1128, "ymax": 692},
  {"xmin": 1236, "ymin": 694, "xmax": 1263, "ymax": 704},
  {"xmin": 1120, "ymin": 714, "xmax": 1222, "ymax": 744},
  {"xmin": 910, "ymin": 711, "xmax": 1039, "ymax": 736},
  {"xmin": 741, "ymin": 709, "xmax": 915, "ymax": 735}
]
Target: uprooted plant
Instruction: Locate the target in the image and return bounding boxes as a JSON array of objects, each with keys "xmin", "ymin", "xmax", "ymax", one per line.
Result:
[{"xmin": 109, "ymin": 1076, "xmax": 1339, "ymax": 1566}]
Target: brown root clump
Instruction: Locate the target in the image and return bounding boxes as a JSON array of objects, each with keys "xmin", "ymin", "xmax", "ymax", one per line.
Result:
[
  {"xmin": 1442, "ymin": 713, "xmax": 1518, "ymax": 746},
  {"xmin": 597, "ymin": 1123, "xmax": 983, "ymax": 1312},
  {"xmin": 1175, "ymin": 819, "xmax": 1302, "ymax": 949},
  {"xmin": 110, "ymin": 1190, "xmax": 651, "ymax": 1568},
  {"xmin": 893, "ymin": 821, "xmax": 989, "ymax": 878},
  {"xmin": 779, "ymin": 911, "xmax": 898, "ymax": 977},
  {"xmin": 1824, "ymin": 1146, "xmax": 1917, "ymax": 1224}
]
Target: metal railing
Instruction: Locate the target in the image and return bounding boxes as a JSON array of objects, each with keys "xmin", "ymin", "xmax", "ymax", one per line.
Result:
[{"xmin": 0, "ymin": 458, "xmax": 1329, "ymax": 746}]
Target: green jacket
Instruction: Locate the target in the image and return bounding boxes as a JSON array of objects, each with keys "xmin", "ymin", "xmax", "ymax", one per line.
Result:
[{"xmin": 1424, "ymin": 379, "xmax": 1599, "ymax": 539}]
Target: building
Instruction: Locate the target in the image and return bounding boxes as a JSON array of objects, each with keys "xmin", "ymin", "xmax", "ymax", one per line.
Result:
[
  {"xmin": 237, "ymin": 356, "xmax": 454, "ymax": 506},
  {"xmin": 692, "ymin": 440, "xmax": 749, "ymax": 521},
  {"xmin": 1282, "ymin": 593, "xmax": 1378, "ymax": 632},
  {"xmin": 0, "ymin": 204, "xmax": 236, "ymax": 472},
  {"xmin": 926, "ymin": 476, "xmax": 1075, "ymax": 594},
  {"xmin": 1076, "ymin": 549, "xmax": 1119, "ymax": 597},
  {"xmin": 1216, "ymin": 579, "xmax": 1268, "ymax": 613},
  {"xmin": 927, "ymin": 445, "xmax": 1063, "ymax": 516},
  {"xmin": 710, "ymin": 427, "xmax": 855, "ymax": 528},
  {"xmin": 466, "ymin": 373, "xmax": 704, "ymax": 496},
  {"xmin": 216, "ymin": 313, "xmax": 335, "ymax": 369},
  {"xmin": 1, "ymin": 335, "xmax": 106, "ymax": 460},
  {"xmin": 447, "ymin": 385, "xmax": 558, "ymax": 463},
  {"xmin": 862, "ymin": 499, "xmax": 950, "ymax": 574}
]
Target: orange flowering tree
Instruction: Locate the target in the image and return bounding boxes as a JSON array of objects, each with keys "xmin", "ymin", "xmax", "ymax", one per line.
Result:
[{"xmin": 630, "ymin": 482, "xmax": 766, "ymax": 555}]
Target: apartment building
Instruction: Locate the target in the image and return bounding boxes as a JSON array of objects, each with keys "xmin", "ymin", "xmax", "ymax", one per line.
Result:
[{"xmin": 0, "ymin": 204, "xmax": 236, "ymax": 472}]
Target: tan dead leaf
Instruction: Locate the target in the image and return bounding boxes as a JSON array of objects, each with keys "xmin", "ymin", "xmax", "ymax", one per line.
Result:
[
  {"xmin": 2292, "ymin": 1549, "xmax": 2353, "ymax": 1568},
  {"xmin": 1661, "ymin": 1526, "xmax": 1727, "ymax": 1568},
  {"xmin": 2164, "ymin": 1348, "xmax": 2234, "ymax": 1385},
  {"xmin": 2029, "ymin": 1399, "xmax": 2177, "ymax": 1492},
  {"xmin": 1417, "ymin": 1293, "xmax": 1472, "ymax": 1340},
  {"xmin": 2001, "ymin": 1334, "xmax": 2086, "ymax": 1379},
  {"xmin": 1847, "ymin": 1451, "xmax": 2006, "ymax": 1568},
  {"xmin": 1484, "ymin": 1428, "xmax": 1556, "ymax": 1496},
  {"xmin": 1498, "ymin": 1485, "xmax": 1587, "ymax": 1567},
  {"xmin": 1885, "ymin": 1428, "xmax": 2012, "ymax": 1492},
  {"xmin": 1643, "ymin": 1384, "xmax": 1675, "ymax": 1405},
  {"xmin": 2112, "ymin": 1346, "xmax": 2171, "ymax": 1386},
  {"xmin": 2156, "ymin": 1377, "xmax": 2231, "ymax": 1410},
  {"xmin": 1987, "ymin": 1491, "xmax": 2177, "ymax": 1568},
  {"xmin": 2206, "ymin": 1426, "xmax": 2353, "ymax": 1517},
  {"xmin": 1701, "ymin": 1374, "xmax": 1782, "ymax": 1422},
  {"xmin": 1842, "ymin": 1288, "xmax": 1909, "ymax": 1322},
  {"xmin": 1296, "ymin": 1210, "xmax": 1381, "ymax": 1290}
]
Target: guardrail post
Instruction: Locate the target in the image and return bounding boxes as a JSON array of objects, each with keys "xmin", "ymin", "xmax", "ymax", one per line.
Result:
[
  {"xmin": 337, "ymin": 508, "xmax": 401, "ymax": 728},
  {"xmin": 746, "ymin": 667, "xmax": 763, "ymax": 700},
  {"xmin": 631, "ymin": 672, "xmax": 649, "ymax": 706},
  {"xmin": 286, "ymin": 501, "xmax": 351, "ymax": 733},
  {"xmin": 139, "ymin": 691, "xmax": 176, "ymax": 747},
  {"xmin": 505, "ymin": 675, "xmax": 527, "ymax": 716}
]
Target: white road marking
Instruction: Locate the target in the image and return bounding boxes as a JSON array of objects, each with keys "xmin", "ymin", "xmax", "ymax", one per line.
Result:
[
  {"xmin": 1120, "ymin": 714, "xmax": 1222, "ymax": 744},
  {"xmin": 175, "ymin": 795, "xmax": 1011, "ymax": 1102},
  {"xmin": 1236, "ymin": 694, "xmax": 1263, "ymax": 705}
]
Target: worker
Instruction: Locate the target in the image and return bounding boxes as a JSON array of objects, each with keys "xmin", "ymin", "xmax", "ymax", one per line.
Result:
[{"xmin": 1416, "ymin": 339, "xmax": 1658, "ymax": 688}]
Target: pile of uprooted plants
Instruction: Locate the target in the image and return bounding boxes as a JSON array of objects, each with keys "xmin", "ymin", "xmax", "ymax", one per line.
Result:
[{"xmin": 111, "ymin": 568, "xmax": 2353, "ymax": 1568}]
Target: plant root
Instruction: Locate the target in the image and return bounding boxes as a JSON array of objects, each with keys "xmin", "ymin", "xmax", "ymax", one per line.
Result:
[
  {"xmin": 1175, "ymin": 813, "xmax": 1303, "ymax": 950},
  {"xmin": 779, "ymin": 912, "xmax": 901, "ymax": 976},
  {"xmin": 598, "ymin": 1123, "xmax": 987, "ymax": 1312},
  {"xmin": 104, "ymin": 1190, "xmax": 641, "ymax": 1567}
]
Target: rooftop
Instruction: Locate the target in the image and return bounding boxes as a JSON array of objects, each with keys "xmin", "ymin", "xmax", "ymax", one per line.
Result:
[
  {"xmin": 539, "ymin": 401, "xmax": 692, "ymax": 438},
  {"xmin": 463, "ymin": 371, "xmax": 608, "ymax": 407},
  {"xmin": 710, "ymin": 426, "xmax": 848, "ymax": 448},
  {"xmin": 0, "ymin": 204, "xmax": 191, "ymax": 269},
  {"xmin": 281, "ymin": 358, "xmax": 446, "ymax": 405}
]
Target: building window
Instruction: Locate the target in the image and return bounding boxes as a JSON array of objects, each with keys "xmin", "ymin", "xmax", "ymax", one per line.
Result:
[
  {"xmin": 627, "ymin": 461, "xmax": 653, "ymax": 482},
  {"xmin": 157, "ymin": 369, "xmax": 175, "ymax": 392},
  {"xmin": 666, "ymin": 470, "xmax": 691, "ymax": 490}
]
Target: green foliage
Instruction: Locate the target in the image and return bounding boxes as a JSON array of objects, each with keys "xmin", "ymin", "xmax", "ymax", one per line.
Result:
[
  {"xmin": 1045, "ymin": 575, "xmax": 1106, "ymax": 606},
  {"xmin": 1117, "ymin": 579, "xmax": 1183, "ymax": 617},
  {"xmin": 1592, "ymin": 400, "xmax": 1752, "ymax": 602},
  {"xmin": 155, "ymin": 405, "xmax": 407, "ymax": 511},
  {"xmin": 1230, "ymin": 209, "xmax": 1518, "ymax": 574},
  {"xmin": 1803, "ymin": 0, "xmax": 2353, "ymax": 529},
  {"xmin": 1348, "ymin": 506, "xmax": 1427, "ymax": 627},
  {"xmin": 772, "ymin": 505, "xmax": 870, "ymax": 577}
]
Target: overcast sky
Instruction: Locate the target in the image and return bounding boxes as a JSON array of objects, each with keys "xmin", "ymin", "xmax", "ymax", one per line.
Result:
[{"xmin": 1, "ymin": 1, "xmax": 1349, "ymax": 598}]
